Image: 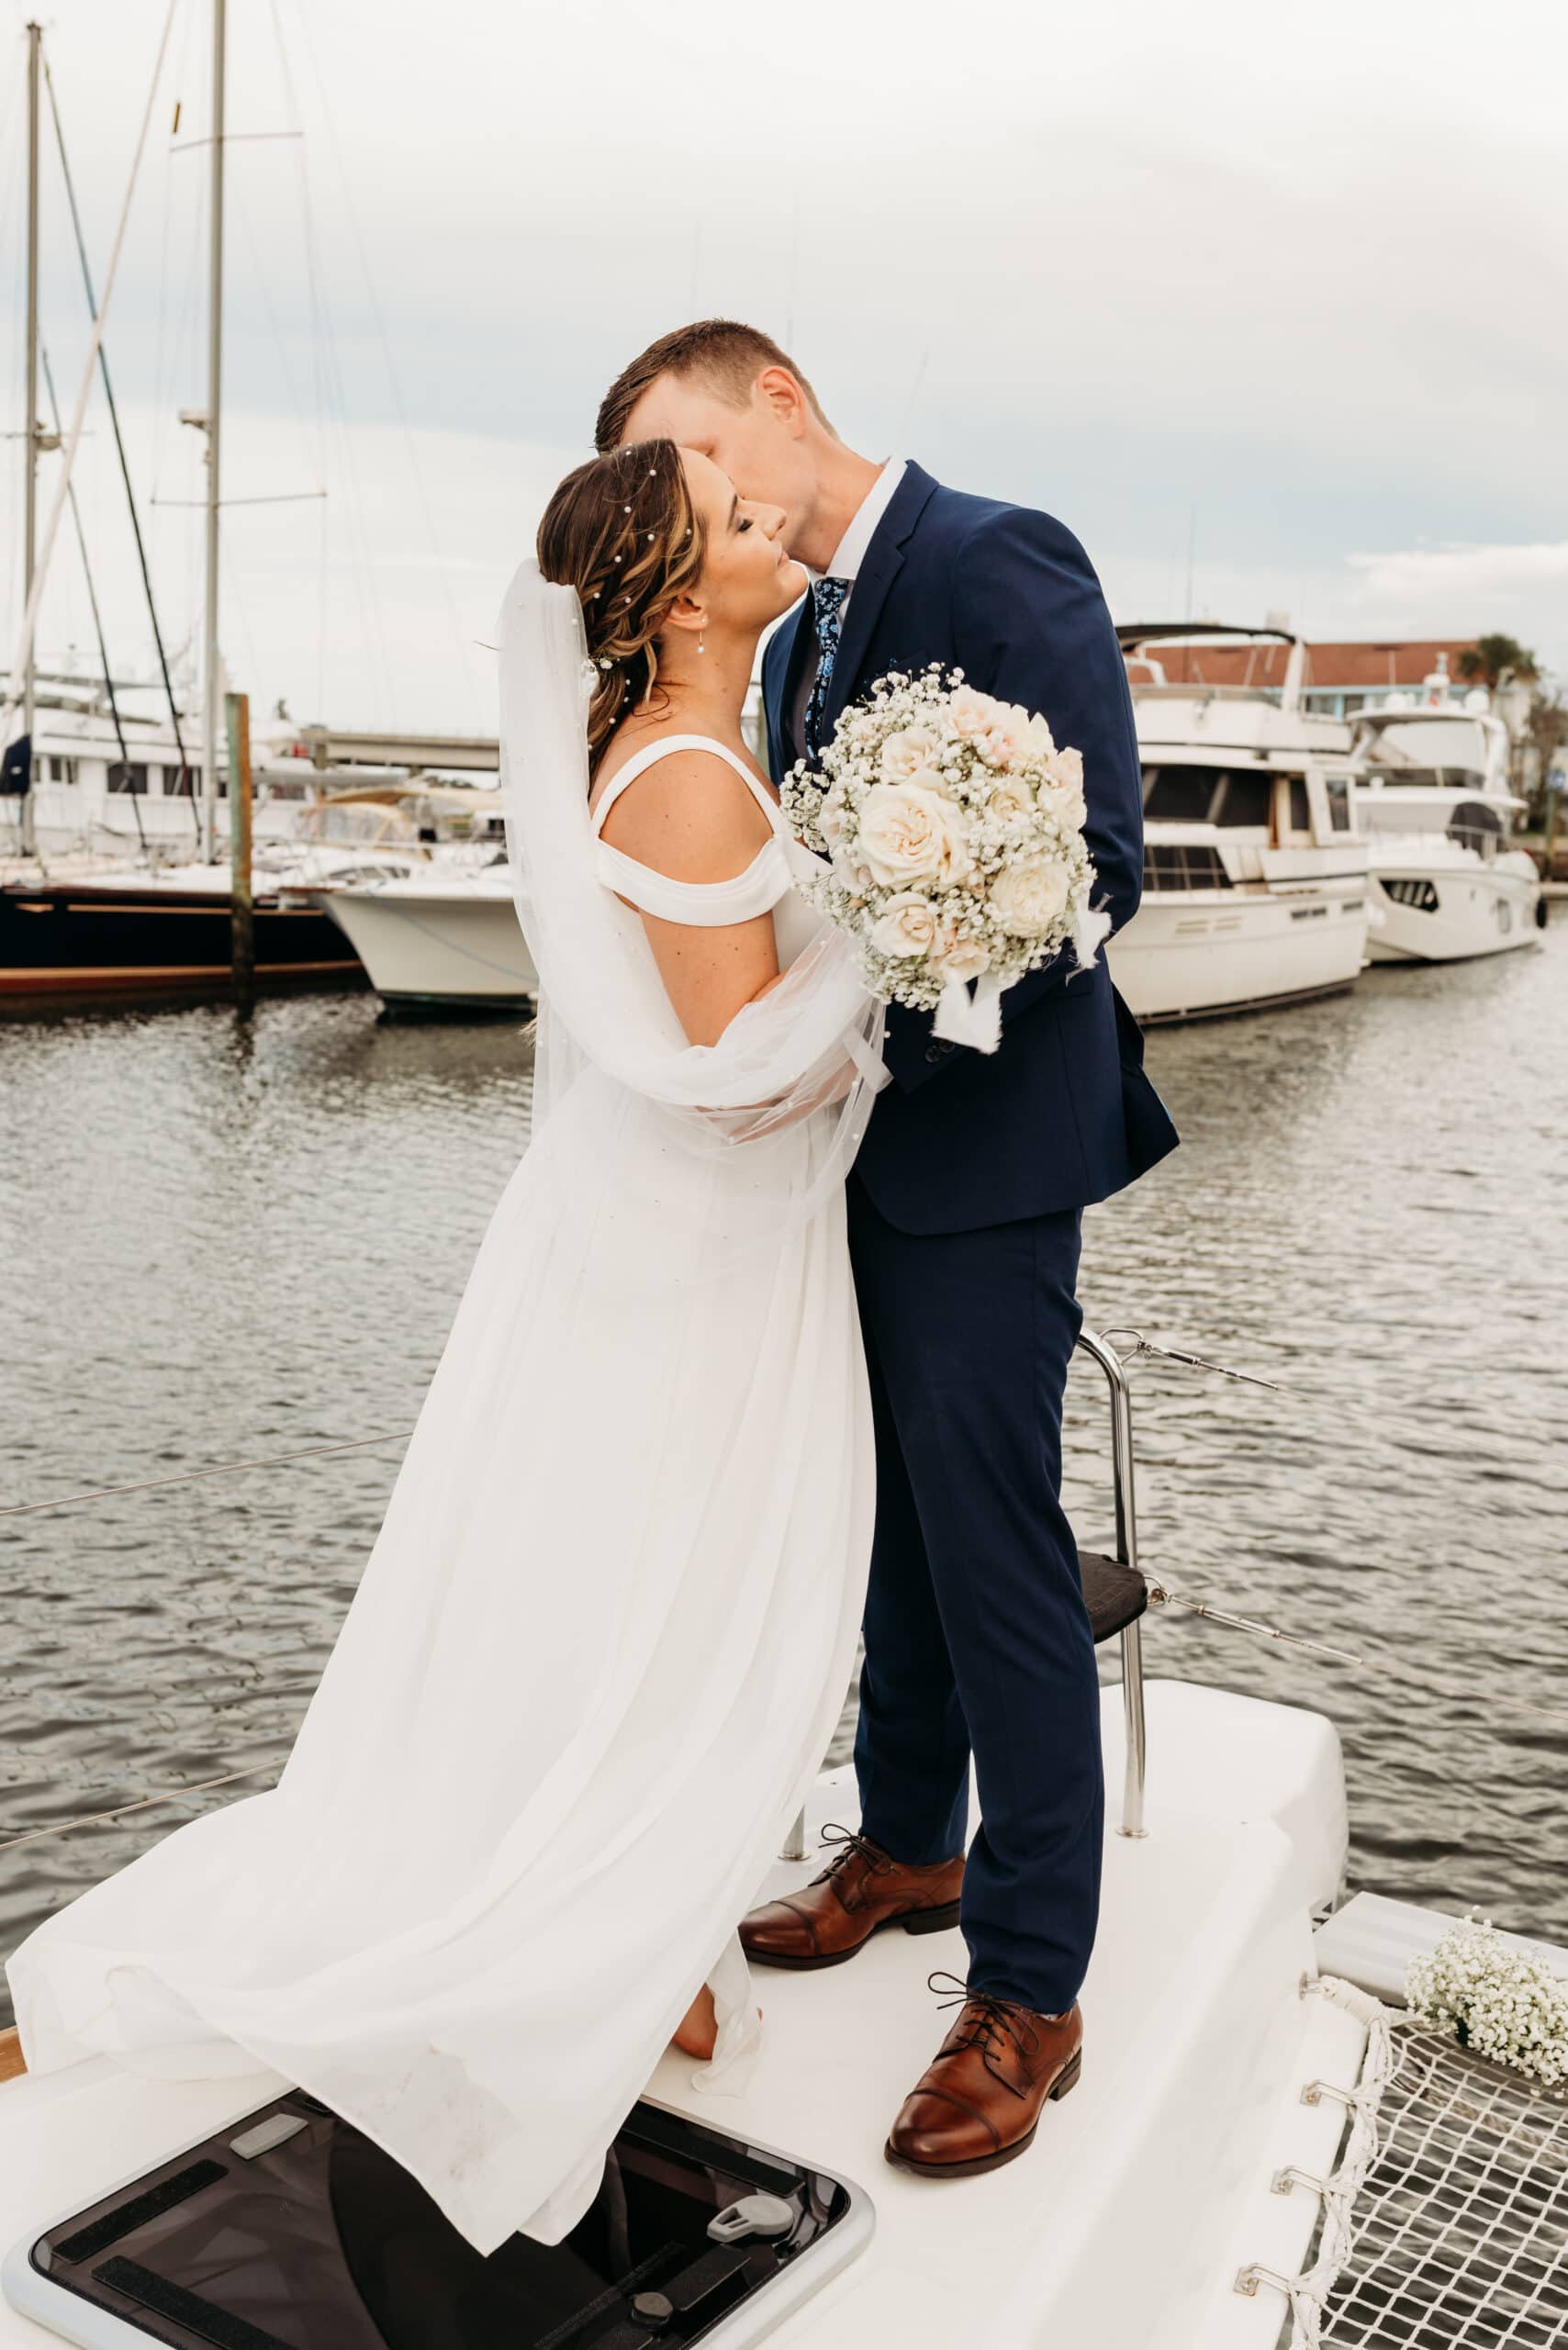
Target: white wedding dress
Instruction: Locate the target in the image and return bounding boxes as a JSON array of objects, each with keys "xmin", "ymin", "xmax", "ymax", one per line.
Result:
[{"xmin": 6, "ymin": 565, "xmax": 885, "ymax": 2256}]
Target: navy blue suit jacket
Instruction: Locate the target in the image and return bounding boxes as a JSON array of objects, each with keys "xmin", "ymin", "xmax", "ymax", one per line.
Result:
[{"xmin": 764, "ymin": 463, "xmax": 1178, "ymax": 1235}]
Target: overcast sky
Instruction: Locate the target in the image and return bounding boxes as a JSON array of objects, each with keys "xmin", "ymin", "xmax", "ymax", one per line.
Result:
[{"xmin": 3, "ymin": 0, "xmax": 1564, "ymax": 734}]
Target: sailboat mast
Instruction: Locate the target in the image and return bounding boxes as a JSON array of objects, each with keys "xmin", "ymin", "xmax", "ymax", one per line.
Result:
[
  {"xmin": 22, "ymin": 20, "xmax": 42, "ymax": 834},
  {"xmin": 200, "ymin": 0, "xmax": 226, "ymax": 860}
]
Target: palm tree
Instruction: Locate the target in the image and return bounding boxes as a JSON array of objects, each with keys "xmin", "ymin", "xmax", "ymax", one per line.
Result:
[{"xmin": 1456, "ymin": 633, "xmax": 1540, "ymax": 689}]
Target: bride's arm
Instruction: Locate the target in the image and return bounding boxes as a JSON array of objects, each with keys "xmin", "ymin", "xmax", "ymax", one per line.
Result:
[
  {"xmin": 598, "ymin": 746, "xmax": 884, "ymax": 1135},
  {"xmin": 599, "ymin": 749, "xmax": 784, "ymax": 1049}
]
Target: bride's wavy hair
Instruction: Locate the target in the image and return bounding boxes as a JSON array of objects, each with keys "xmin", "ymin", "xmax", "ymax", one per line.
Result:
[{"xmin": 537, "ymin": 439, "xmax": 707, "ymax": 770}]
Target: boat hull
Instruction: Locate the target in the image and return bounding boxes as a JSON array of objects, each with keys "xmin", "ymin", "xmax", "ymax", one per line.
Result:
[
  {"xmin": 320, "ymin": 885, "xmax": 537, "ymax": 1011},
  {"xmin": 0, "ymin": 880, "xmax": 364, "ymax": 1003},
  {"xmin": 1367, "ymin": 854, "xmax": 1543, "ymax": 964},
  {"xmin": 1109, "ymin": 881, "xmax": 1370, "ymax": 1024}
]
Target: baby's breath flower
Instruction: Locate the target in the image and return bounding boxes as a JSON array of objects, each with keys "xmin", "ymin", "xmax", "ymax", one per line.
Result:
[{"xmin": 1406, "ymin": 1914, "xmax": 1568, "ymax": 2087}]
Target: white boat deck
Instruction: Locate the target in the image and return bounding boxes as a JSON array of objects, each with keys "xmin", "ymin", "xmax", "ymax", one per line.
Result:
[{"xmin": 1, "ymin": 1682, "xmax": 1370, "ymax": 2350}]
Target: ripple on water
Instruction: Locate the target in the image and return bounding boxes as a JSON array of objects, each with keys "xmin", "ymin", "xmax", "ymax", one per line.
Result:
[{"xmin": 3, "ymin": 937, "xmax": 1566, "ymax": 2021}]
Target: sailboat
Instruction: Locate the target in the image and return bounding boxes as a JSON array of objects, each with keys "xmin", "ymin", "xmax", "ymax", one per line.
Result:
[{"xmin": 0, "ymin": 6, "xmax": 362, "ymax": 1004}]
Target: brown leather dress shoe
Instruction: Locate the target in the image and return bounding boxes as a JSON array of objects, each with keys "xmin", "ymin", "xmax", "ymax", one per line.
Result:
[
  {"xmin": 739, "ymin": 1826, "xmax": 963, "ymax": 1970},
  {"xmin": 885, "ymin": 1973, "xmax": 1082, "ymax": 2177}
]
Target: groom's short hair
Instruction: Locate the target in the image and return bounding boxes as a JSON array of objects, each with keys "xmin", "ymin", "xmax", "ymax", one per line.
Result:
[{"xmin": 595, "ymin": 320, "xmax": 832, "ymax": 453}]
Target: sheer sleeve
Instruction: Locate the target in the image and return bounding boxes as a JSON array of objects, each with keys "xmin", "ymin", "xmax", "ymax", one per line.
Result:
[{"xmin": 594, "ymin": 837, "xmax": 793, "ymax": 927}]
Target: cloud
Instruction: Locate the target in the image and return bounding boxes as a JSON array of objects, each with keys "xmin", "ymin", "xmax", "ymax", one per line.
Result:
[
  {"xmin": 1343, "ymin": 542, "xmax": 1568, "ymax": 641},
  {"xmin": 1097, "ymin": 538, "xmax": 1568, "ymax": 677},
  {"xmin": 5, "ymin": 0, "xmax": 1566, "ymax": 720}
]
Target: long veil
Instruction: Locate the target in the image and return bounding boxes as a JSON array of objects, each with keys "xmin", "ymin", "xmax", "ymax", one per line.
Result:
[{"xmin": 498, "ymin": 559, "xmax": 885, "ymax": 1266}]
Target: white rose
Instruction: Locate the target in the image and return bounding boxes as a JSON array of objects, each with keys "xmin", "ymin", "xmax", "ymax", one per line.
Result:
[
  {"xmin": 879, "ymin": 726, "xmax": 941, "ymax": 781},
  {"xmin": 833, "ymin": 849, "xmax": 875, "ymax": 896},
  {"xmin": 1024, "ymin": 711, "xmax": 1057, "ymax": 760},
  {"xmin": 905, "ymin": 766, "xmax": 958, "ymax": 800},
  {"xmin": 818, "ymin": 780, "xmax": 848, "ymax": 850},
  {"xmin": 947, "ymin": 685, "xmax": 1004, "ymax": 739},
  {"xmin": 1039, "ymin": 746, "xmax": 1086, "ymax": 831},
  {"xmin": 991, "ymin": 856, "xmax": 1070, "ymax": 936},
  {"xmin": 978, "ymin": 703, "xmax": 1036, "ymax": 769},
  {"xmin": 869, "ymin": 891, "xmax": 938, "ymax": 958},
  {"xmin": 986, "ymin": 777, "xmax": 1036, "ymax": 826},
  {"xmin": 932, "ymin": 926, "xmax": 991, "ymax": 982},
  {"xmin": 858, "ymin": 782, "xmax": 971, "ymax": 887}
]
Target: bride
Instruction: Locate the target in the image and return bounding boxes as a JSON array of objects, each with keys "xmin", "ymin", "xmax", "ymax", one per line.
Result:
[{"xmin": 6, "ymin": 438, "xmax": 885, "ymax": 2255}]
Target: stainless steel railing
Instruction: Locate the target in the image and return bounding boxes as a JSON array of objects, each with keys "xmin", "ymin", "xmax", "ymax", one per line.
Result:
[
  {"xmin": 779, "ymin": 1321, "xmax": 1154, "ymax": 1864},
  {"xmin": 1073, "ymin": 1327, "xmax": 1149, "ymax": 1840}
]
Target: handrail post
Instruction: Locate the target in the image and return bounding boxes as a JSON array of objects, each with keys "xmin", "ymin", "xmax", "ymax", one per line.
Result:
[{"xmin": 1075, "ymin": 1329, "xmax": 1149, "ymax": 1838}]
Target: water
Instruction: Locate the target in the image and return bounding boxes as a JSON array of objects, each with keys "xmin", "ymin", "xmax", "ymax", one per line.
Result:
[{"xmin": 4, "ymin": 934, "xmax": 1566, "ymax": 2025}]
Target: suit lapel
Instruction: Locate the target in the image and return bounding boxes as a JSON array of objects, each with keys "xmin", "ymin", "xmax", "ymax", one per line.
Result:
[{"xmin": 820, "ymin": 462, "xmax": 940, "ymax": 744}]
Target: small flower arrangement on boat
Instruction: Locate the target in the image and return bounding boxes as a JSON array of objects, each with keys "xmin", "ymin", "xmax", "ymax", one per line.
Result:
[
  {"xmin": 780, "ymin": 667, "xmax": 1111, "ymax": 1054},
  {"xmin": 1406, "ymin": 1912, "xmax": 1568, "ymax": 2087}
]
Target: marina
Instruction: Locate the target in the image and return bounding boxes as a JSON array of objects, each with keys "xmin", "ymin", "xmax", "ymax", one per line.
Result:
[{"xmin": 4, "ymin": 0, "xmax": 1565, "ymax": 2340}]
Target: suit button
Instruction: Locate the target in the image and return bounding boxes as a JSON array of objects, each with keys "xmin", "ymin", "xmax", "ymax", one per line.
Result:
[{"xmin": 924, "ymin": 1041, "xmax": 953, "ymax": 1063}]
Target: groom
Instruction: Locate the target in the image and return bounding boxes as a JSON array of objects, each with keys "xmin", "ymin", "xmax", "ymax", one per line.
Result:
[{"xmin": 597, "ymin": 323, "xmax": 1177, "ymax": 2176}]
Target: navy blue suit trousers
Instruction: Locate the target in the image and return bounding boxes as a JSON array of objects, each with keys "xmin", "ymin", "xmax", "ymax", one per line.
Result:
[{"xmin": 847, "ymin": 1177, "xmax": 1102, "ymax": 2013}]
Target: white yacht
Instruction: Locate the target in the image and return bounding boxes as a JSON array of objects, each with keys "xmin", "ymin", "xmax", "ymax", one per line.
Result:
[
  {"xmin": 304, "ymin": 864, "xmax": 539, "ymax": 1013},
  {"xmin": 4, "ymin": 689, "xmax": 310, "ymax": 865},
  {"xmin": 4, "ymin": 1330, "xmax": 1564, "ymax": 2348},
  {"xmin": 1350, "ymin": 683, "xmax": 1545, "ymax": 963},
  {"xmin": 1110, "ymin": 626, "xmax": 1372, "ymax": 1024}
]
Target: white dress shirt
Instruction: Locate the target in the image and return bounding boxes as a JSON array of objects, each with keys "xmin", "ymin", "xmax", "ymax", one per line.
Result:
[{"xmin": 790, "ymin": 456, "xmax": 908, "ymax": 753}]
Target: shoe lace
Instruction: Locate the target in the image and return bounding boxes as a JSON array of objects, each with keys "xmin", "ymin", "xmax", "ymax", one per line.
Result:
[
  {"xmin": 927, "ymin": 1970, "xmax": 1042, "ymax": 2087},
  {"xmin": 812, "ymin": 1822, "xmax": 894, "ymax": 1885}
]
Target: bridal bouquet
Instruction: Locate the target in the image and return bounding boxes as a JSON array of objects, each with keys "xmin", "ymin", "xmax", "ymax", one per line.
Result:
[{"xmin": 780, "ymin": 667, "xmax": 1110, "ymax": 1054}]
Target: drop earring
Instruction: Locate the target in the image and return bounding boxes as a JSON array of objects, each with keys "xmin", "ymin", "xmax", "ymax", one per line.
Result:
[{"xmin": 697, "ymin": 632, "xmax": 705, "ymax": 656}]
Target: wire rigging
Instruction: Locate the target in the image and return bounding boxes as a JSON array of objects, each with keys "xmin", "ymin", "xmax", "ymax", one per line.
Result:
[
  {"xmin": 37, "ymin": 343, "xmax": 147, "ymax": 853},
  {"xmin": 44, "ymin": 45, "xmax": 196, "ymax": 809}
]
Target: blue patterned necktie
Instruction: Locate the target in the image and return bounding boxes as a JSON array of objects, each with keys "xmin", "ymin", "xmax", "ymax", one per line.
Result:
[{"xmin": 803, "ymin": 576, "xmax": 850, "ymax": 763}]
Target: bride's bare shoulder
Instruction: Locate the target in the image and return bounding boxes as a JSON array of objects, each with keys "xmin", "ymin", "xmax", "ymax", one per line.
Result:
[{"xmin": 592, "ymin": 728, "xmax": 774, "ymax": 887}]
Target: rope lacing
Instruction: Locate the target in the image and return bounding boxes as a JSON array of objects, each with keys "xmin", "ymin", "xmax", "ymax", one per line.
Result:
[{"xmin": 927, "ymin": 1970, "xmax": 1043, "ymax": 2088}]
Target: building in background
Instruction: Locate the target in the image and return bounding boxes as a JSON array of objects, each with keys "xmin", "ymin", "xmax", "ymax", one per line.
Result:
[{"xmin": 1122, "ymin": 635, "xmax": 1547, "ymax": 793}]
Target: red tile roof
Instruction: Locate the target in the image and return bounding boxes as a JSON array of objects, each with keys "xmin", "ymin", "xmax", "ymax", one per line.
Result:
[{"xmin": 1126, "ymin": 638, "xmax": 1478, "ymax": 690}]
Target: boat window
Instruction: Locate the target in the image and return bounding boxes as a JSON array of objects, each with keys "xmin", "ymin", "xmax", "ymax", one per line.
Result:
[
  {"xmin": 1449, "ymin": 801, "xmax": 1502, "ymax": 860},
  {"xmin": 1288, "ymin": 779, "xmax": 1310, "ymax": 833},
  {"xmin": 45, "ymin": 755, "xmax": 80, "ymax": 785},
  {"xmin": 1144, "ymin": 842, "xmax": 1233, "ymax": 890},
  {"xmin": 1212, "ymin": 772, "xmax": 1272, "ymax": 828},
  {"xmin": 1142, "ymin": 766, "xmax": 1222, "ymax": 822},
  {"xmin": 1325, "ymin": 776, "xmax": 1352, "ymax": 832},
  {"xmin": 169, "ymin": 764, "xmax": 197, "ymax": 798},
  {"xmin": 107, "ymin": 761, "xmax": 149, "ymax": 795}
]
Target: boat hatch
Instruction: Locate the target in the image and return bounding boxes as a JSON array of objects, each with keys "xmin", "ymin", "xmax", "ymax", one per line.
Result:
[{"xmin": 4, "ymin": 2095, "xmax": 871, "ymax": 2350}]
